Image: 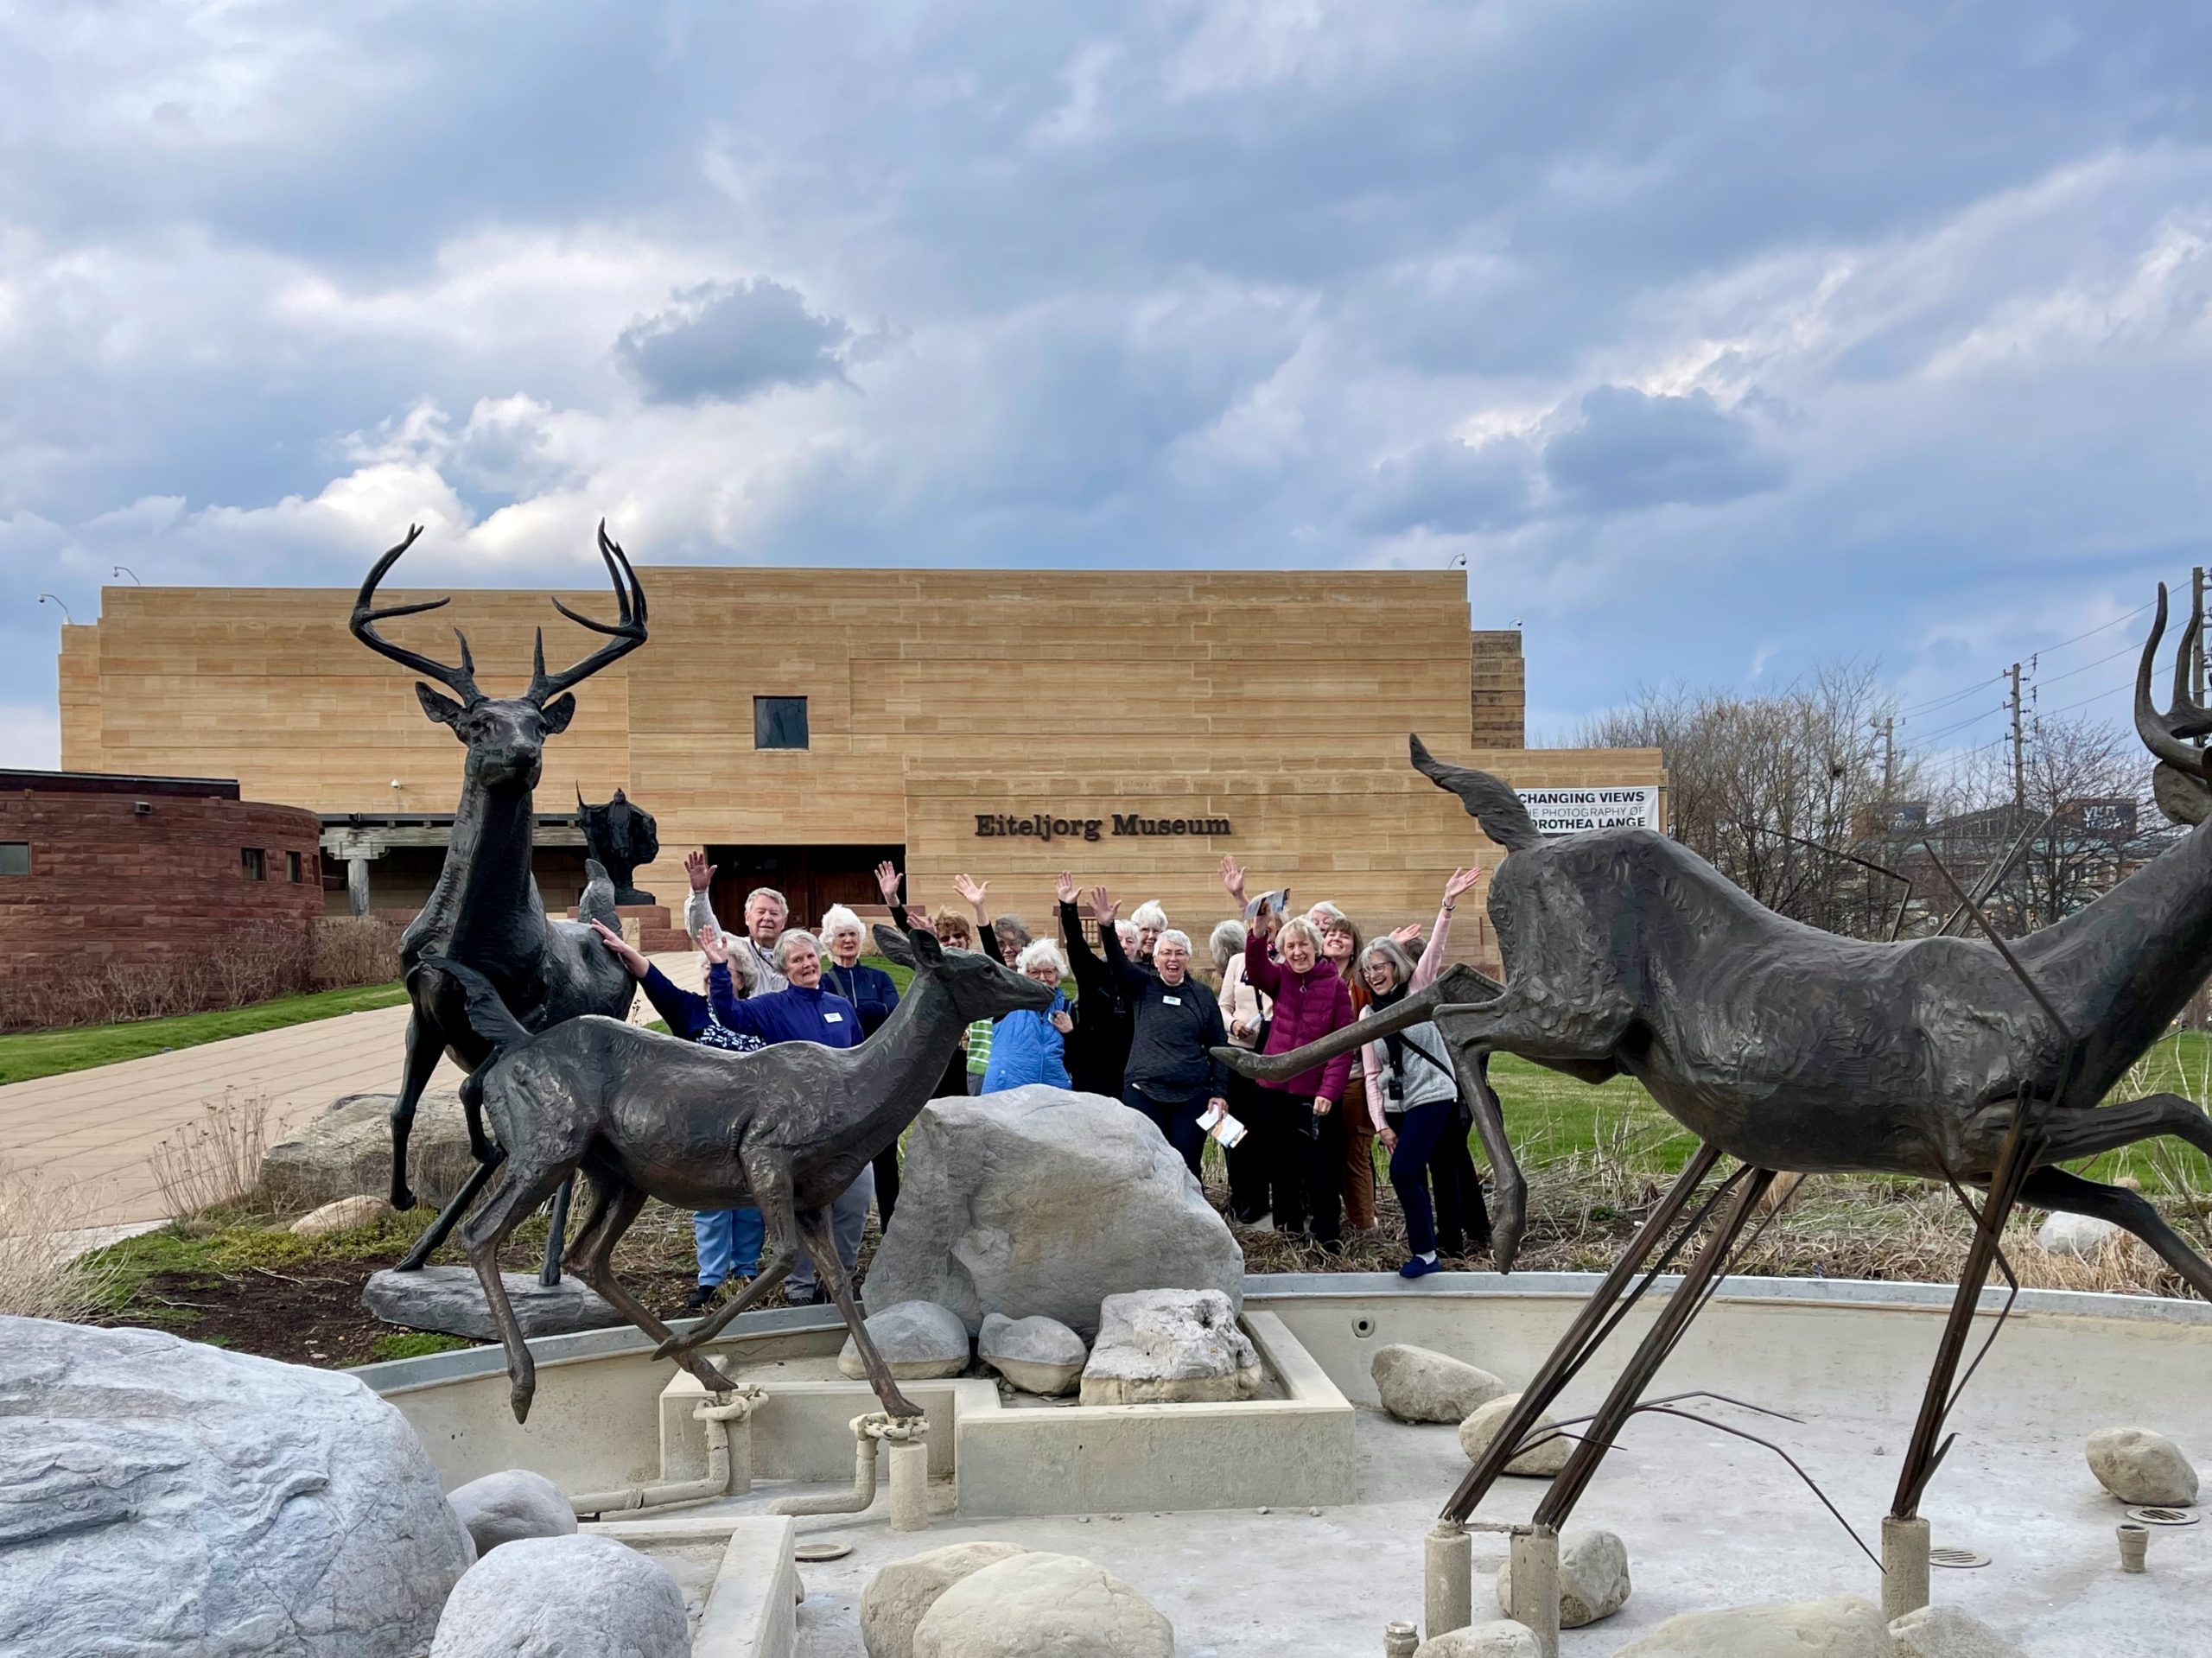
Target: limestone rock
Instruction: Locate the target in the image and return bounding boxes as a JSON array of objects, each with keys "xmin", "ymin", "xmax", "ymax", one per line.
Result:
[
  {"xmin": 1611, "ymin": 1596, "xmax": 1895, "ymax": 1657},
  {"xmin": 861, "ymin": 1540, "xmax": 1028, "ymax": 1658},
  {"xmin": 1495, "ymin": 1528, "xmax": 1630, "ymax": 1627},
  {"xmin": 978, "ymin": 1312, "xmax": 1088, "ymax": 1395},
  {"xmin": 2086, "ymin": 1425, "xmax": 2199, "ymax": 1505},
  {"xmin": 260, "ymin": 1086, "xmax": 478, "ymax": 1210},
  {"xmin": 2036, "ymin": 1211, "xmax": 2122, "ymax": 1257},
  {"xmin": 1459, "ymin": 1393, "xmax": 1573, "ymax": 1477},
  {"xmin": 430, "ymin": 1534, "xmax": 686, "ymax": 1657},
  {"xmin": 1412, "ymin": 1623, "xmax": 1543, "ymax": 1658},
  {"xmin": 865, "ymin": 1086, "xmax": 1243, "ymax": 1339},
  {"xmin": 912, "ymin": 1551, "xmax": 1173, "ymax": 1658},
  {"xmin": 1890, "ymin": 1604, "xmax": 2026, "ymax": 1658},
  {"xmin": 291, "ymin": 1194, "xmax": 396, "ymax": 1236},
  {"xmin": 1372, "ymin": 1342, "xmax": 1507, "ymax": 1423},
  {"xmin": 363, "ymin": 1265, "xmax": 620, "ymax": 1341},
  {"xmin": 0, "ymin": 1315, "xmax": 471, "ymax": 1658},
  {"xmin": 446, "ymin": 1469, "xmax": 577, "ymax": 1557},
  {"xmin": 840, "ymin": 1299, "xmax": 972, "ymax": 1382},
  {"xmin": 1078, "ymin": 1288, "xmax": 1262, "ymax": 1406}
]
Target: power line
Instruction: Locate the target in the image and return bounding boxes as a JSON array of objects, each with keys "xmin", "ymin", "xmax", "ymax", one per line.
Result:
[
  {"xmin": 1897, "ymin": 672, "xmax": 2002, "ymax": 719},
  {"xmin": 2033, "ymin": 638, "xmax": 2140, "ymax": 689},
  {"xmin": 1914, "ymin": 702, "xmax": 2009, "ymax": 745},
  {"xmin": 1891, "ymin": 588, "xmax": 2168, "ymax": 721}
]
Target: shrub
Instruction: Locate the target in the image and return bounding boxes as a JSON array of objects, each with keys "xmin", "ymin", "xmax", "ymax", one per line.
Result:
[
  {"xmin": 149, "ymin": 1091, "xmax": 271, "ymax": 1222},
  {"xmin": 309, "ymin": 914, "xmax": 406, "ymax": 990},
  {"xmin": 0, "ymin": 1161, "xmax": 124, "ymax": 1320}
]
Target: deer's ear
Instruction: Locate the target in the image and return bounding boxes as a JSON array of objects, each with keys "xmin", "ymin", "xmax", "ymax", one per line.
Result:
[
  {"xmin": 872, "ymin": 925, "xmax": 916, "ymax": 967},
  {"xmin": 538, "ymin": 693, "xmax": 577, "ymax": 734},
  {"xmin": 911, "ymin": 926, "xmax": 945, "ymax": 964},
  {"xmin": 416, "ymin": 683, "xmax": 466, "ymax": 727}
]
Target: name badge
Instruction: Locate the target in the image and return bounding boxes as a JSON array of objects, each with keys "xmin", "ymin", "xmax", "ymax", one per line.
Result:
[
  {"xmin": 823, "ymin": 1011, "xmax": 844, "ymax": 1023},
  {"xmin": 1162, "ymin": 994, "xmax": 1181, "ymax": 1006}
]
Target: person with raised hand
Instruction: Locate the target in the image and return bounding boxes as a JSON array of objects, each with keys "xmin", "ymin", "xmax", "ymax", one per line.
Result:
[
  {"xmin": 1095, "ymin": 885, "xmax": 1229, "ymax": 1176},
  {"xmin": 1243, "ymin": 902, "xmax": 1356, "ymax": 1248}
]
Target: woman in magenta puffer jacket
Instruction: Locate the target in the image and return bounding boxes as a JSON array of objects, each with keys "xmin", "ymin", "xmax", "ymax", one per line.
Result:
[{"xmin": 1244, "ymin": 908, "xmax": 1357, "ymax": 1246}]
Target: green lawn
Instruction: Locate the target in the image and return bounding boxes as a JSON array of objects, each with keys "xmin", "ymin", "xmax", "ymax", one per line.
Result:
[{"xmin": 0, "ymin": 982, "xmax": 410, "ymax": 1086}]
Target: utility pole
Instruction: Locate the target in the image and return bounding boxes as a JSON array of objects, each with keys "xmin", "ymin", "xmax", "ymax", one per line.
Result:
[
  {"xmin": 2194, "ymin": 566, "xmax": 2206, "ymax": 723},
  {"xmin": 1879, "ymin": 716, "xmax": 1896, "ymax": 805},
  {"xmin": 2008, "ymin": 662, "xmax": 2025, "ymax": 810}
]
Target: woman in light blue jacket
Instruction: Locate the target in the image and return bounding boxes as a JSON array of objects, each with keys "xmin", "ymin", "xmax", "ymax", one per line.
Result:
[{"xmin": 982, "ymin": 939, "xmax": 1077, "ymax": 1090}]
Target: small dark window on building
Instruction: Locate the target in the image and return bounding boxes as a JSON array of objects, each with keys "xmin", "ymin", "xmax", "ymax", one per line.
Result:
[
  {"xmin": 288, "ymin": 851, "xmax": 303, "ymax": 883},
  {"xmin": 0, "ymin": 842, "xmax": 28, "ymax": 877},
  {"xmin": 754, "ymin": 696, "xmax": 810, "ymax": 750},
  {"xmin": 242, "ymin": 848, "xmax": 265, "ymax": 880}
]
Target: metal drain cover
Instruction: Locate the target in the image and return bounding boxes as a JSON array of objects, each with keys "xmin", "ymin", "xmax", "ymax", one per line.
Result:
[
  {"xmin": 1929, "ymin": 1545, "xmax": 1991, "ymax": 1569},
  {"xmin": 794, "ymin": 1540, "xmax": 854, "ymax": 1562},
  {"xmin": 2126, "ymin": 1507, "xmax": 2202, "ymax": 1528}
]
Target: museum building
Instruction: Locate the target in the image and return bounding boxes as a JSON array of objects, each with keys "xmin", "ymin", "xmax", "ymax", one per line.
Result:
[{"xmin": 54, "ymin": 565, "xmax": 1662, "ymax": 973}]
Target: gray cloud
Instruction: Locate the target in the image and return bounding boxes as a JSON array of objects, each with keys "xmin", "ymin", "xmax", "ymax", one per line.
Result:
[
  {"xmin": 615, "ymin": 278, "xmax": 852, "ymax": 404},
  {"xmin": 1359, "ymin": 437, "xmax": 1536, "ymax": 537},
  {"xmin": 1542, "ymin": 386, "xmax": 1788, "ymax": 513}
]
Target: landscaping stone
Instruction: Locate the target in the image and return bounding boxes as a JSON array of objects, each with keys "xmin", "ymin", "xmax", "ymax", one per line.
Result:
[
  {"xmin": 1078, "ymin": 1287, "xmax": 1262, "ymax": 1406},
  {"xmin": 2036, "ymin": 1211, "xmax": 2122, "ymax": 1257},
  {"xmin": 978, "ymin": 1311, "xmax": 1088, "ymax": 1395},
  {"xmin": 1372, "ymin": 1342, "xmax": 1507, "ymax": 1423},
  {"xmin": 1495, "ymin": 1528, "xmax": 1630, "ymax": 1627},
  {"xmin": 362, "ymin": 1265, "xmax": 621, "ymax": 1341},
  {"xmin": 429, "ymin": 1534, "xmax": 686, "ymax": 1657},
  {"xmin": 1412, "ymin": 1623, "xmax": 1543, "ymax": 1658},
  {"xmin": 1611, "ymin": 1596, "xmax": 1895, "ymax": 1657},
  {"xmin": 2086, "ymin": 1425, "xmax": 2199, "ymax": 1505},
  {"xmin": 446, "ymin": 1469, "xmax": 577, "ymax": 1557},
  {"xmin": 291, "ymin": 1194, "xmax": 395, "ymax": 1236},
  {"xmin": 861, "ymin": 1540, "xmax": 1028, "ymax": 1658},
  {"xmin": 912, "ymin": 1551, "xmax": 1173, "ymax": 1658},
  {"xmin": 865, "ymin": 1085, "xmax": 1243, "ymax": 1338},
  {"xmin": 1459, "ymin": 1393, "xmax": 1573, "ymax": 1477},
  {"xmin": 0, "ymin": 1315, "xmax": 471, "ymax": 1658},
  {"xmin": 839, "ymin": 1299, "xmax": 973, "ymax": 1381},
  {"xmin": 1889, "ymin": 1604, "xmax": 2025, "ymax": 1658},
  {"xmin": 260, "ymin": 1086, "xmax": 479, "ymax": 1210}
]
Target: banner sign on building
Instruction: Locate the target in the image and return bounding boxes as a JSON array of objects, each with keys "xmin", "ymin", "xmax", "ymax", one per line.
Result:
[{"xmin": 1520, "ymin": 785, "xmax": 1662, "ymax": 836}]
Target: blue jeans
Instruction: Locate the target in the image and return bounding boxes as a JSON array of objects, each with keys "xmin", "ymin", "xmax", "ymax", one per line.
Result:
[
  {"xmin": 1122, "ymin": 1083, "xmax": 1207, "ymax": 1178},
  {"xmin": 694, "ymin": 1206, "xmax": 766, "ymax": 1287},
  {"xmin": 789, "ymin": 1166, "xmax": 875, "ymax": 1301},
  {"xmin": 1387, "ymin": 1098, "xmax": 1457, "ymax": 1256}
]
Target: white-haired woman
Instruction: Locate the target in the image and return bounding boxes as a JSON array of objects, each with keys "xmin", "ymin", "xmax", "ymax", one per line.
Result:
[
  {"xmin": 819, "ymin": 900, "xmax": 905, "ymax": 1223},
  {"xmin": 1130, "ymin": 900, "xmax": 1169, "ymax": 967},
  {"xmin": 982, "ymin": 938, "xmax": 1078, "ymax": 1090},
  {"xmin": 1095, "ymin": 890, "xmax": 1229, "ymax": 1176},
  {"xmin": 1213, "ymin": 918, "xmax": 1274, "ymax": 1226}
]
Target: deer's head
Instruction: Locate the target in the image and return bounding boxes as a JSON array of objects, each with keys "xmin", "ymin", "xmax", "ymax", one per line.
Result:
[
  {"xmin": 350, "ymin": 523, "xmax": 647, "ymax": 793},
  {"xmin": 872, "ymin": 924, "xmax": 1056, "ymax": 1021},
  {"xmin": 2134, "ymin": 583, "xmax": 2211, "ymax": 827}
]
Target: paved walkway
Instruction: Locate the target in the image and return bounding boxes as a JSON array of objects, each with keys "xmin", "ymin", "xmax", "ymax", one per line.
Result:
[{"xmin": 0, "ymin": 955, "xmax": 702, "ymax": 1228}]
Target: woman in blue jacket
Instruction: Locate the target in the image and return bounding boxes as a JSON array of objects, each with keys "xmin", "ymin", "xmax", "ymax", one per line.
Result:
[{"xmin": 982, "ymin": 939, "xmax": 1077, "ymax": 1091}]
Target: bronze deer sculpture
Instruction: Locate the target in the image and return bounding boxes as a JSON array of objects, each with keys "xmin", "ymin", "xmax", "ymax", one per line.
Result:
[
  {"xmin": 1226, "ymin": 582, "xmax": 2212, "ymax": 1546},
  {"xmin": 348, "ymin": 523, "xmax": 648, "ymax": 1271}
]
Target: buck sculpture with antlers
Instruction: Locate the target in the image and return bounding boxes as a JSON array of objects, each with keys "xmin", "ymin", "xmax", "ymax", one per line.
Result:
[
  {"xmin": 1226, "ymin": 583, "xmax": 2212, "ymax": 1550},
  {"xmin": 349, "ymin": 522, "xmax": 648, "ymax": 1270}
]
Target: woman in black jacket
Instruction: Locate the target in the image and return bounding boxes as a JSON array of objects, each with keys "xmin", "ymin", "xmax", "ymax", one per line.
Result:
[{"xmin": 1055, "ymin": 870, "xmax": 1135, "ymax": 1096}]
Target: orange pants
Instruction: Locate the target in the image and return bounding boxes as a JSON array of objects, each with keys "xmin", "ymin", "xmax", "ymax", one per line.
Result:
[{"xmin": 1342, "ymin": 1069, "xmax": 1377, "ymax": 1229}]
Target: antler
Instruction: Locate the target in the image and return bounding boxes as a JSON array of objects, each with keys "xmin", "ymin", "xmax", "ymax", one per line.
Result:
[
  {"xmin": 525, "ymin": 520, "xmax": 648, "ymax": 704},
  {"xmin": 349, "ymin": 525, "xmax": 484, "ymax": 703},
  {"xmin": 2135, "ymin": 583, "xmax": 2212, "ymax": 826}
]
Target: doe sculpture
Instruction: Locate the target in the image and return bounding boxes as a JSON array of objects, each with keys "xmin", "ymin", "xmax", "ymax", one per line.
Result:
[
  {"xmin": 349, "ymin": 522, "xmax": 648, "ymax": 1272},
  {"xmin": 1228, "ymin": 582, "xmax": 2212, "ymax": 1552}
]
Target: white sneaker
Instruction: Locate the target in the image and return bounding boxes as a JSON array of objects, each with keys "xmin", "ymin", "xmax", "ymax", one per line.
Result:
[{"xmin": 1237, "ymin": 1211, "xmax": 1275, "ymax": 1233}]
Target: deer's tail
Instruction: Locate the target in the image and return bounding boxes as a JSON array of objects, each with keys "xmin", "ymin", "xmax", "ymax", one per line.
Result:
[
  {"xmin": 416, "ymin": 956, "xmax": 531, "ymax": 1057},
  {"xmin": 1410, "ymin": 734, "xmax": 1543, "ymax": 852},
  {"xmin": 577, "ymin": 859, "xmax": 620, "ymax": 931}
]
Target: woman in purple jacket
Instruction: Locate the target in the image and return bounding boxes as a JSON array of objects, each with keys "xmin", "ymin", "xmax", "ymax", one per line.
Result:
[{"xmin": 1244, "ymin": 907, "xmax": 1357, "ymax": 1246}]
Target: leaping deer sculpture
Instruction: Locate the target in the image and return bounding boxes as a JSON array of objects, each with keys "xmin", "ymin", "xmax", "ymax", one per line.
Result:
[
  {"xmin": 348, "ymin": 523, "xmax": 648, "ymax": 1271},
  {"xmin": 1225, "ymin": 582, "xmax": 2212, "ymax": 1547}
]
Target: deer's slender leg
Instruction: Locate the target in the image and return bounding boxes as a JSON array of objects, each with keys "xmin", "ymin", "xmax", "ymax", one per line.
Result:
[
  {"xmin": 537, "ymin": 1174, "xmax": 573, "ymax": 1286},
  {"xmin": 1529, "ymin": 1165, "xmax": 1777, "ymax": 1530},
  {"xmin": 797, "ymin": 1204, "xmax": 925, "ymax": 1420},
  {"xmin": 1449, "ymin": 1045, "xmax": 1525, "ymax": 1271},
  {"xmin": 2022, "ymin": 1165, "xmax": 2212, "ymax": 1299},
  {"xmin": 395, "ymin": 1150, "xmax": 501, "ymax": 1271},
  {"xmin": 389, "ymin": 1009, "xmax": 445, "ymax": 1212},
  {"xmin": 1443, "ymin": 1142, "xmax": 1723, "ymax": 1522},
  {"xmin": 458, "ymin": 1155, "xmax": 577, "ymax": 1424},
  {"xmin": 567, "ymin": 1172, "xmax": 743, "ymax": 1394},
  {"xmin": 657, "ymin": 1154, "xmax": 802, "ymax": 1357},
  {"xmin": 2037, "ymin": 1093, "xmax": 2212, "ymax": 1163}
]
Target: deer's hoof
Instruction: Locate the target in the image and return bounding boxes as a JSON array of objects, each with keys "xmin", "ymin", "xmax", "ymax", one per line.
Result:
[
  {"xmin": 391, "ymin": 1184, "xmax": 417, "ymax": 1212},
  {"xmin": 886, "ymin": 1392, "xmax": 925, "ymax": 1422},
  {"xmin": 510, "ymin": 1381, "xmax": 535, "ymax": 1424}
]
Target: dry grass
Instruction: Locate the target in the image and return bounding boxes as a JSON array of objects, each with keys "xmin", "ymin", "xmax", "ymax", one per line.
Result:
[
  {"xmin": 0, "ymin": 1161, "xmax": 124, "ymax": 1320},
  {"xmin": 149, "ymin": 1091, "xmax": 272, "ymax": 1222}
]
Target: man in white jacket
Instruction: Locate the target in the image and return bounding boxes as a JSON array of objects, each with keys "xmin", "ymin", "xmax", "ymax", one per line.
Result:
[{"xmin": 683, "ymin": 849, "xmax": 788, "ymax": 994}]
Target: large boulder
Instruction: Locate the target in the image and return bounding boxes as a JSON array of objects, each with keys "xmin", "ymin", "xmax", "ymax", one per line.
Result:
[
  {"xmin": 861, "ymin": 1540, "xmax": 1028, "ymax": 1658},
  {"xmin": 839, "ymin": 1300, "xmax": 972, "ymax": 1381},
  {"xmin": 259, "ymin": 1086, "xmax": 479, "ymax": 1211},
  {"xmin": 430, "ymin": 1534, "xmax": 687, "ymax": 1657},
  {"xmin": 0, "ymin": 1316, "xmax": 471, "ymax": 1658},
  {"xmin": 1412, "ymin": 1624, "xmax": 1542, "ymax": 1658},
  {"xmin": 1495, "ymin": 1528, "xmax": 1630, "ymax": 1627},
  {"xmin": 1459, "ymin": 1393, "xmax": 1573, "ymax": 1477},
  {"xmin": 865, "ymin": 1086, "xmax": 1243, "ymax": 1339},
  {"xmin": 1079, "ymin": 1288, "xmax": 1262, "ymax": 1406},
  {"xmin": 2086, "ymin": 1426, "xmax": 2199, "ymax": 1505},
  {"xmin": 1612, "ymin": 1596, "xmax": 1895, "ymax": 1657},
  {"xmin": 2035, "ymin": 1211, "xmax": 2122, "ymax": 1258},
  {"xmin": 979, "ymin": 1312, "xmax": 1088, "ymax": 1395},
  {"xmin": 1372, "ymin": 1343, "xmax": 1507, "ymax": 1423},
  {"xmin": 1889, "ymin": 1604, "xmax": 2026, "ymax": 1658},
  {"xmin": 912, "ymin": 1552, "xmax": 1173, "ymax": 1658},
  {"xmin": 362, "ymin": 1266, "xmax": 621, "ymax": 1341},
  {"xmin": 291, "ymin": 1195, "xmax": 396, "ymax": 1236},
  {"xmin": 446, "ymin": 1469, "xmax": 577, "ymax": 1558}
]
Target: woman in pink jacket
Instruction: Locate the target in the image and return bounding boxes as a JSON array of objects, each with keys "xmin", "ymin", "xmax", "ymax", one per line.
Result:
[{"xmin": 1244, "ymin": 905, "xmax": 1357, "ymax": 1246}]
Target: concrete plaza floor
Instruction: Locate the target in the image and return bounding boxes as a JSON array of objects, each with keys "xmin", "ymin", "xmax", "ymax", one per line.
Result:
[{"xmin": 0, "ymin": 952, "xmax": 700, "ymax": 1227}]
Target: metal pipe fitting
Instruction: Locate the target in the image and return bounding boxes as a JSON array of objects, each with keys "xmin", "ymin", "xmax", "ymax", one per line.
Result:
[
  {"xmin": 2119, "ymin": 1521, "xmax": 2149, "ymax": 1572},
  {"xmin": 569, "ymin": 1386, "xmax": 765, "ymax": 1516}
]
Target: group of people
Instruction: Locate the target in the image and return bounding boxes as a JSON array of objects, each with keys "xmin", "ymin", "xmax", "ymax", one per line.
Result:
[{"xmin": 585, "ymin": 848, "xmax": 1494, "ymax": 1304}]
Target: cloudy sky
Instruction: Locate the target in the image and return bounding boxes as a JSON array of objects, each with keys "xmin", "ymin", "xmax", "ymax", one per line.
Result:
[{"xmin": 2, "ymin": 2, "xmax": 2205, "ymax": 767}]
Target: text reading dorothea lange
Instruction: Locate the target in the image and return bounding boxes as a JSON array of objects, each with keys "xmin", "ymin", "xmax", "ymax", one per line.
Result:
[{"xmin": 974, "ymin": 811, "xmax": 1233, "ymax": 843}]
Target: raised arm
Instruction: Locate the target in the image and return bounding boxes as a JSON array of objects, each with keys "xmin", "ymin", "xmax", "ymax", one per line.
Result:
[
  {"xmin": 683, "ymin": 848, "xmax": 724, "ymax": 942},
  {"xmin": 1411, "ymin": 867, "xmax": 1482, "ymax": 990},
  {"xmin": 877, "ymin": 860, "xmax": 914, "ymax": 932},
  {"xmin": 1057, "ymin": 872, "xmax": 1112, "ymax": 999},
  {"xmin": 1091, "ymin": 886, "xmax": 1149, "ymax": 994},
  {"xmin": 1243, "ymin": 905, "xmax": 1285, "ymax": 997}
]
